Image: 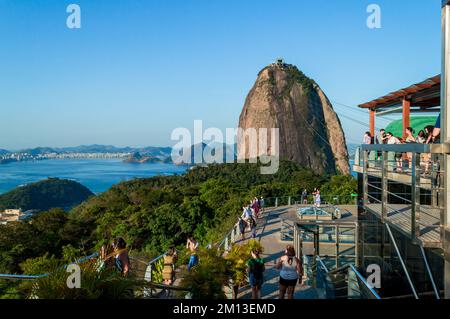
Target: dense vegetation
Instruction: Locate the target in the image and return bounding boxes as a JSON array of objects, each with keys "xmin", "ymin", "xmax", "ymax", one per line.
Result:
[
  {"xmin": 0, "ymin": 160, "xmax": 356, "ymax": 298},
  {"xmin": 0, "ymin": 178, "xmax": 94, "ymax": 211}
]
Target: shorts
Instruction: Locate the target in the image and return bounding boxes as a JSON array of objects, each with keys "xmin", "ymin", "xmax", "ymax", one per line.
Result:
[
  {"xmin": 279, "ymin": 276, "xmax": 298, "ymax": 287},
  {"xmin": 249, "ymin": 273, "xmax": 264, "ymax": 287}
]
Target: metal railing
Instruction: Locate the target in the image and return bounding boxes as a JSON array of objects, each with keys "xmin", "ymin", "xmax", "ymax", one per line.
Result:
[
  {"xmin": 355, "ymin": 143, "xmax": 446, "ymax": 247},
  {"xmin": 314, "ymin": 256, "xmax": 381, "ymax": 299},
  {"xmin": 0, "ymin": 253, "xmax": 99, "ymax": 280}
]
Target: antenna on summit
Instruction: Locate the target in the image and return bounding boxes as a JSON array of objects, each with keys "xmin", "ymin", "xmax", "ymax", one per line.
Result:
[{"xmin": 271, "ymin": 58, "xmax": 286, "ymax": 68}]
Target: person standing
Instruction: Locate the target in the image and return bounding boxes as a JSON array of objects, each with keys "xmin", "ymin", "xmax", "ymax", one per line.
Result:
[
  {"xmin": 314, "ymin": 189, "xmax": 321, "ymax": 208},
  {"xmin": 247, "ymin": 248, "xmax": 265, "ymax": 299},
  {"xmin": 260, "ymin": 196, "xmax": 265, "ymax": 213},
  {"xmin": 252, "ymin": 197, "xmax": 260, "ymax": 218},
  {"xmin": 249, "ymin": 216, "xmax": 257, "ymax": 239},
  {"xmin": 301, "ymin": 189, "xmax": 308, "ymax": 205},
  {"xmin": 186, "ymin": 237, "xmax": 199, "ymax": 271},
  {"xmin": 276, "ymin": 245, "xmax": 303, "ymax": 299},
  {"xmin": 238, "ymin": 217, "xmax": 247, "ymax": 240},
  {"xmin": 416, "ymin": 130, "xmax": 426, "ymax": 144},
  {"xmin": 162, "ymin": 247, "xmax": 178, "ymax": 286},
  {"xmin": 405, "ymin": 127, "xmax": 416, "ymax": 169},
  {"xmin": 113, "ymin": 237, "xmax": 130, "ymax": 276}
]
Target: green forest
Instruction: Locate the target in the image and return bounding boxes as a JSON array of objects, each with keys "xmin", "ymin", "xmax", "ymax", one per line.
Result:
[{"xmin": 0, "ymin": 160, "xmax": 356, "ymax": 298}]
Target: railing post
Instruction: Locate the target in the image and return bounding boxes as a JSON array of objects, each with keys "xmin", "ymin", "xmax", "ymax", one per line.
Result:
[
  {"xmin": 411, "ymin": 152, "xmax": 421, "ymax": 239},
  {"xmin": 288, "ymin": 196, "xmax": 291, "ymax": 206},
  {"xmin": 381, "ymin": 150, "xmax": 388, "ymax": 222},
  {"xmin": 363, "ymin": 150, "xmax": 369, "ymax": 206},
  {"xmin": 275, "ymin": 197, "xmax": 279, "ymax": 208},
  {"xmin": 335, "ymin": 225, "xmax": 339, "ymax": 269}
]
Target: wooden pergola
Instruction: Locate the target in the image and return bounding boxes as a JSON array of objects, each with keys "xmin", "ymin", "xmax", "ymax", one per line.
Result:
[{"xmin": 358, "ymin": 75, "xmax": 441, "ymax": 138}]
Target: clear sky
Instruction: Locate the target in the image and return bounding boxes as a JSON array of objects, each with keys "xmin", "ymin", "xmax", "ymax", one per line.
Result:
[{"xmin": 0, "ymin": 0, "xmax": 442, "ymax": 150}]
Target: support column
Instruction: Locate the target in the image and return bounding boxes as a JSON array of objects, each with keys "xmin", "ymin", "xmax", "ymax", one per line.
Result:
[
  {"xmin": 441, "ymin": 0, "xmax": 450, "ymax": 299},
  {"xmin": 381, "ymin": 150, "xmax": 388, "ymax": 222},
  {"xmin": 411, "ymin": 152, "xmax": 421, "ymax": 240},
  {"xmin": 402, "ymin": 98, "xmax": 411, "ymax": 140},
  {"xmin": 370, "ymin": 109, "xmax": 375, "ymax": 137},
  {"xmin": 363, "ymin": 150, "xmax": 369, "ymax": 206}
]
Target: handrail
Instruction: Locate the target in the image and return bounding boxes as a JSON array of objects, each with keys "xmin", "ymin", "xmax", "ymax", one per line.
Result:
[
  {"xmin": 316, "ymin": 256, "xmax": 329, "ymax": 274},
  {"xmin": 361, "ymin": 143, "xmax": 450, "ymax": 154},
  {"xmin": 0, "ymin": 252, "xmax": 99, "ymax": 280},
  {"xmin": 385, "ymin": 224, "xmax": 419, "ymax": 299},
  {"xmin": 349, "ymin": 264, "xmax": 382, "ymax": 300}
]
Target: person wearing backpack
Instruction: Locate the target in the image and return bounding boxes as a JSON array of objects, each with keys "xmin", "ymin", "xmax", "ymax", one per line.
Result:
[
  {"xmin": 247, "ymin": 248, "xmax": 265, "ymax": 299},
  {"xmin": 162, "ymin": 247, "xmax": 178, "ymax": 286},
  {"xmin": 113, "ymin": 237, "xmax": 130, "ymax": 276},
  {"xmin": 276, "ymin": 245, "xmax": 303, "ymax": 299}
]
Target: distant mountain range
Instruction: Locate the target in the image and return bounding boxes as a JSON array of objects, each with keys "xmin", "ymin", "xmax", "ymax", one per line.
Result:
[
  {"xmin": 3, "ymin": 144, "xmax": 173, "ymax": 156},
  {"xmin": 2, "ymin": 143, "xmax": 359, "ymax": 160}
]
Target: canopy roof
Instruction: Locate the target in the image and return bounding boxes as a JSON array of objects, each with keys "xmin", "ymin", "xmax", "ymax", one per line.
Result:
[{"xmin": 358, "ymin": 75, "xmax": 441, "ymax": 112}]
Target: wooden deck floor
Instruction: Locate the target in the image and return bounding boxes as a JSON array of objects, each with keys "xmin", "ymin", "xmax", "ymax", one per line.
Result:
[{"xmin": 365, "ymin": 203, "xmax": 441, "ymax": 247}]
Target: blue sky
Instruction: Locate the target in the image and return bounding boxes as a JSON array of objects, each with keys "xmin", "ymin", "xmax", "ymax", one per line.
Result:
[{"xmin": 0, "ymin": 0, "xmax": 441, "ymax": 149}]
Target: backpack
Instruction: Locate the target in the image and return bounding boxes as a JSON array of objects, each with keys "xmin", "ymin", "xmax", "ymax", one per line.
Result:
[{"xmin": 250, "ymin": 258, "xmax": 264, "ymax": 280}]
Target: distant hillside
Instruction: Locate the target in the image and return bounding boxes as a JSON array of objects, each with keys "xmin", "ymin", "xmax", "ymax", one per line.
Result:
[
  {"xmin": 0, "ymin": 178, "xmax": 94, "ymax": 211},
  {"xmin": 0, "ymin": 149, "xmax": 10, "ymax": 155},
  {"xmin": 172, "ymin": 143, "xmax": 237, "ymax": 165},
  {"xmin": 12, "ymin": 144, "xmax": 173, "ymax": 157}
]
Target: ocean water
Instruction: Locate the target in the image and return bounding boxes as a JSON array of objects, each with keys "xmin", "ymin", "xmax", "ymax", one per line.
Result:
[{"xmin": 0, "ymin": 159, "xmax": 187, "ymax": 195}]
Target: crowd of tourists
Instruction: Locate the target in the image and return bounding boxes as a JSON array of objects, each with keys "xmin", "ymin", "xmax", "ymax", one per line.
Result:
[
  {"xmin": 362, "ymin": 115, "xmax": 441, "ymax": 174},
  {"xmin": 239, "ymin": 197, "xmax": 264, "ymax": 240},
  {"xmin": 95, "ymin": 196, "xmax": 308, "ymax": 299}
]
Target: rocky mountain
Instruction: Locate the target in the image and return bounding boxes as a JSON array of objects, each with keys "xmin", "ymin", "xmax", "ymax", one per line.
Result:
[{"xmin": 237, "ymin": 61, "xmax": 349, "ymax": 175}]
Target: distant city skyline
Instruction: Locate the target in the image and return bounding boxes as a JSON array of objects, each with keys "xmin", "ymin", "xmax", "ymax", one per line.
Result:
[{"xmin": 0, "ymin": 0, "xmax": 441, "ymax": 149}]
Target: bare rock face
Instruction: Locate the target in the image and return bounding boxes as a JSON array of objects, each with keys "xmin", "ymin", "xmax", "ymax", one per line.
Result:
[{"xmin": 237, "ymin": 62, "xmax": 350, "ymax": 175}]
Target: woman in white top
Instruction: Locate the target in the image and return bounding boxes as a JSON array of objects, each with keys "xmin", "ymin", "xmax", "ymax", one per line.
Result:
[{"xmin": 275, "ymin": 245, "xmax": 303, "ymax": 299}]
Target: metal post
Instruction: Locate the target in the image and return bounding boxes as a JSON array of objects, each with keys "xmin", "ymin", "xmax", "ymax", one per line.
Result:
[
  {"xmin": 275, "ymin": 197, "xmax": 279, "ymax": 208},
  {"xmin": 386, "ymin": 224, "xmax": 419, "ymax": 299},
  {"xmin": 355, "ymin": 222, "xmax": 360, "ymax": 268},
  {"xmin": 442, "ymin": 1, "xmax": 450, "ymax": 298},
  {"xmin": 420, "ymin": 246, "xmax": 441, "ymax": 299},
  {"xmin": 335, "ymin": 225, "xmax": 340, "ymax": 268},
  {"xmin": 288, "ymin": 196, "xmax": 291, "ymax": 206},
  {"xmin": 294, "ymin": 225, "xmax": 299, "ymax": 258},
  {"xmin": 381, "ymin": 150, "xmax": 388, "ymax": 222},
  {"xmin": 411, "ymin": 152, "xmax": 421, "ymax": 239},
  {"xmin": 363, "ymin": 150, "xmax": 369, "ymax": 205}
]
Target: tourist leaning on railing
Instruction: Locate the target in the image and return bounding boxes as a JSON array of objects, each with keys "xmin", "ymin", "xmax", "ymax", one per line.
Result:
[{"xmin": 405, "ymin": 127, "xmax": 416, "ymax": 170}]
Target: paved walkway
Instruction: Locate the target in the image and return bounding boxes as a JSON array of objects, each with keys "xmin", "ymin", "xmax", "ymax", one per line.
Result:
[{"xmin": 237, "ymin": 207, "xmax": 319, "ymax": 299}]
